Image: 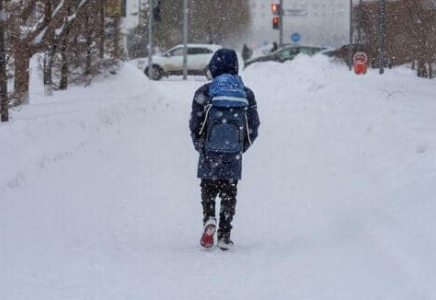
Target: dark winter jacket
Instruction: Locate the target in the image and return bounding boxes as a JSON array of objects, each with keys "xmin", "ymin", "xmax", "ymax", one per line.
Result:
[{"xmin": 189, "ymin": 49, "xmax": 260, "ymax": 180}]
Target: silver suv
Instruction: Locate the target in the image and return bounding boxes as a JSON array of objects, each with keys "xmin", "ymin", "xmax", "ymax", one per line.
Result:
[{"xmin": 142, "ymin": 44, "xmax": 222, "ymax": 80}]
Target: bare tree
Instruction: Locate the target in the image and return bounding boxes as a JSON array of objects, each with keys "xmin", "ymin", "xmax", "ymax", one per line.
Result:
[
  {"xmin": 60, "ymin": 0, "xmax": 110, "ymax": 87},
  {"xmin": 404, "ymin": 0, "xmax": 436, "ymax": 77},
  {"xmin": 360, "ymin": 0, "xmax": 436, "ymax": 77},
  {"xmin": 127, "ymin": 0, "xmax": 251, "ymax": 57},
  {"xmin": 43, "ymin": 0, "xmax": 56, "ymax": 96},
  {"xmin": 189, "ymin": 0, "xmax": 251, "ymax": 46},
  {"xmin": 6, "ymin": 0, "xmax": 91, "ymax": 105},
  {"xmin": 0, "ymin": 0, "xmax": 8, "ymax": 122},
  {"xmin": 59, "ymin": 5, "xmax": 70, "ymax": 91}
]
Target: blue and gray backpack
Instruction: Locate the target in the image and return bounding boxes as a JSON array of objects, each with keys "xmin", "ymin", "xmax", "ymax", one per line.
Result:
[{"xmin": 199, "ymin": 74, "xmax": 250, "ymax": 154}]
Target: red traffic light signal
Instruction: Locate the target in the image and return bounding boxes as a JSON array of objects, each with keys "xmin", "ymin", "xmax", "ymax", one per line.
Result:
[
  {"xmin": 271, "ymin": 4, "xmax": 281, "ymax": 15},
  {"xmin": 272, "ymin": 17, "xmax": 279, "ymax": 29}
]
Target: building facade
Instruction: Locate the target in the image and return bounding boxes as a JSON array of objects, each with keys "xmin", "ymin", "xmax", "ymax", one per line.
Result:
[{"xmin": 248, "ymin": 0, "xmax": 351, "ymax": 48}]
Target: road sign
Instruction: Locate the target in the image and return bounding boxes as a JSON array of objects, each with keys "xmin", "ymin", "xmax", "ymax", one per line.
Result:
[
  {"xmin": 291, "ymin": 32, "xmax": 301, "ymax": 43},
  {"xmin": 353, "ymin": 52, "xmax": 368, "ymax": 75},
  {"xmin": 284, "ymin": 9, "xmax": 307, "ymax": 17},
  {"xmin": 105, "ymin": 0, "xmax": 126, "ymax": 17}
]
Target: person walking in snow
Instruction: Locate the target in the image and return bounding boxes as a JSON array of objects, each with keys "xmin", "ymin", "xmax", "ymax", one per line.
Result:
[
  {"xmin": 270, "ymin": 42, "xmax": 278, "ymax": 53},
  {"xmin": 189, "ymin": 48, "xmax": 260, "ymax": 250},
  {"xmin": 242, "ymin": 43, "xmax": 252, "ymax": 61}
]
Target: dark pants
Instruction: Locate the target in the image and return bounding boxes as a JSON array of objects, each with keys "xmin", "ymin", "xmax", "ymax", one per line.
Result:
[{"xmin": 200, "ymin": 179, "xmax": 238, "ymax": 238}]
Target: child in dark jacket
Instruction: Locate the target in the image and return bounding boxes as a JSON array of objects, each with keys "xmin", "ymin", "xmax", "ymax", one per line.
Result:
[{"xmin": 189, "ymin": 48, "xmax": 260, "ymax": 250}]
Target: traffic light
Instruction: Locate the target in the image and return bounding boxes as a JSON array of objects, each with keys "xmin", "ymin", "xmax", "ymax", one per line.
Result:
[
  {"xmin": 272, "ymin": 17, "xmax": 279, "ymax": 29},
  {"xmin": 153, "ymin": 0, "xmax": 162, "ymax": 22},
  {"xmin": 271, "ymin": 4, "xmax": 281, "ymax": 16},
  {"xmin": 271, "ymin": 3, "xmax": 280, "ymax": 29}
]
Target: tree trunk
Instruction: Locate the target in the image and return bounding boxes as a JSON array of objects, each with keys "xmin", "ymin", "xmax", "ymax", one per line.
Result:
[
  {"xmin": 99, "ymin": 0, "xmax": 104, "ymax": 59},
  {"xmin": 43, "ymin": 43, "xmax": 57, "ymax": 96},
  {"xmin": 85, "ymin": 36, "xmax": 92, "ymax": 77},
  {"xmin": 0, "ymin": 0, "xmax": 8, "ymax": 122},
  {"xmin": 85, "ymin": 12, "xmax": 93, "ymax": 84},
  {"xmin": 417, "ymin": 60, "xmax": 428, "ymax": 78},
  {"xmin": 113, "ymin": 17, "xmax": 120, "ymax": 59},
  {"xmin": 73, "ymin": 35, "xmax": 80, "ymax": 69},
  {"xmin": 13, "ymin": 49, "xmax": 31, "ymax": 105},
  {"xmin": 59, "ymin": 33, "xmax": 68, "ymax": 90},
  {"xmin": 43, "ymin": 1, "xmax": 55, "ymax": 96}
]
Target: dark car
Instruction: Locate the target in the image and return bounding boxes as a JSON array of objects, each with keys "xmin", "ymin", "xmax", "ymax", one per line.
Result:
[{"xmin": 244, "ymin": 45, "xmax": 328, "ymax": 68}]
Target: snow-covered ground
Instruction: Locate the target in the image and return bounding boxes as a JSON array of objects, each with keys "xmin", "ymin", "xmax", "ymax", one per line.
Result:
[{"xmin": 1, "ymin": 55, "xmax": 436, "ymax": 300}]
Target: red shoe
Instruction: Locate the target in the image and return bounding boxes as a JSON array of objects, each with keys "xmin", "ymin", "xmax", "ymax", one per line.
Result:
[{"xmin": 200, "ymin": 218, "xmax": 217, "ymax": 248}]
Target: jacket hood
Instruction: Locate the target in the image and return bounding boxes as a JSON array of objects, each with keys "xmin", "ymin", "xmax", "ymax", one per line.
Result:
[{"xmin": 208, "ymin": 48, "xmax": 239, "ymax": 78}]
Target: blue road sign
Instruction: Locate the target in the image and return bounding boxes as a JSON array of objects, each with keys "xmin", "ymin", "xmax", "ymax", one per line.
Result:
[{"xmin": 291, "ymin": 32, "xmax": 301, "ymax": 43}]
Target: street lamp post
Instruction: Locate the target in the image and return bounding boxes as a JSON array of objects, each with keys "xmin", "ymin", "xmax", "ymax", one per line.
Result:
[
  {"xmin": 379, "ymin": 0, "xmax": 386, "ymax": 74},
  {"xmin": 182, "ymin": 0, "xmax": 188, "ymax": 80},
  {"xmin": 138, "ymin": 0, "xmax": 141, "ymax": 25},
  {"xmin": 348, "ymin": 0, "xmax": 353, "ymax": 70},
  {"xmin": 357, "ymin": 0, "xmax": 362, "ymax": 45},
  {"xmin": 279, "ymin": 0, "xmax": 283, "ymax": 47},
  {"xmin": 147, "ymin": 0, "xmax": 154, "ymax": 79}
]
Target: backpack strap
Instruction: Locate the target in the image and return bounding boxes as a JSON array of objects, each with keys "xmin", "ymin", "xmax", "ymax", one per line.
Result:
[
  {"xmin": 198, "ymin": 103, "xmax": 212, "ymax": 136},
  {"xmin": 244, "ymin": 110, "xmax": 252, "ymax": 147}
]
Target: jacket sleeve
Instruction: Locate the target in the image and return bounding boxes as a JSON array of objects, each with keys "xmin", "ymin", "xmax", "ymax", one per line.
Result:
[
  {"xmin": 189, "ymin": 85, "xmax": 209, "ymax": 151},
  {"xmin": 243, "ymin": 88, "xmax": 260, "ymax": 153}
]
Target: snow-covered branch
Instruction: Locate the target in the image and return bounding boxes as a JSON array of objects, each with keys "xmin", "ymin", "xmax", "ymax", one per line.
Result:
[
  {"xmin": 55, "ymin": 0, "xmax": 90, "ymax": 39},
  {"xmin": 22, "ymin": 0, "xmax": 91, "ymax": 49}
]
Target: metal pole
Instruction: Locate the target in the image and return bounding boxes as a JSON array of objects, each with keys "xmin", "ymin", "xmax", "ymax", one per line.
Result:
[
  {"xmin": 147, "ymin": 0, "xmax": 154, "ymax": 79},
  {"xmin": 182, "ymin": 0, "xmax": 188, "ymax": 80},
  {"xmin": 379, "ymin": 0, "xmax": 386, "ymax": 74},
  {"xmin": 348, "ymin": 0, "xmax": 353, "ymax": 70},
  {"xmin": 138, "ymin": 0, "xmax": 141, "ymax": 25},
  {"xmin": 357, "ymin": 0, "xmax": 362, "ymax": 45},
  {"xmin": 279, "ymin": 0, "xmax": 283, "ymax": 47}
]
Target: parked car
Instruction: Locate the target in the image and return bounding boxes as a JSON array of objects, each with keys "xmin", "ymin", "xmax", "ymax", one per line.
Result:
[
  {"xmin": 143, "ymin": 44, "xmax": 222, "ymax": 80},
  {"xmin": 244, "ymin": 45, "xmax": 328, "ymax": 68}
]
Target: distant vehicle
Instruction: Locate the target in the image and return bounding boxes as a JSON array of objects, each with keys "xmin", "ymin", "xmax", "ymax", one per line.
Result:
[
  {"xmin": 244, "ymin": 45, "xmax": 328, "ymax": 68},
  {"xmin": 143, "ymin": 44, "xmax": 222, "ymax": 80}
]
